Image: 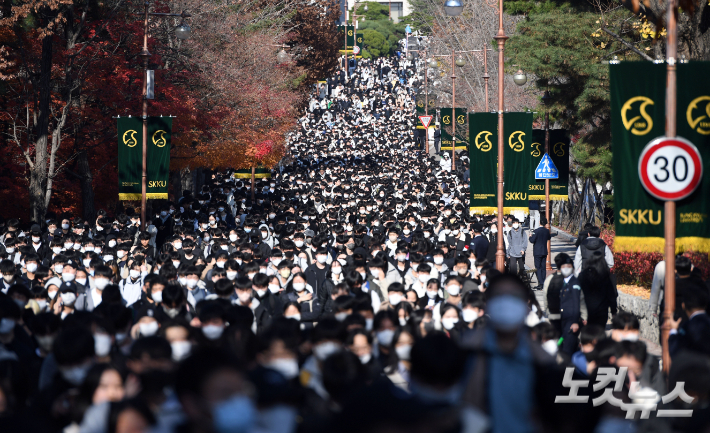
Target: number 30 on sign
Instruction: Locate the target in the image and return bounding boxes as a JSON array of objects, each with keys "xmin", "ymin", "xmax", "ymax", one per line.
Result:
[{"xmin": 638, "ymin": 136, "xmax": 703, "ymax": 201}]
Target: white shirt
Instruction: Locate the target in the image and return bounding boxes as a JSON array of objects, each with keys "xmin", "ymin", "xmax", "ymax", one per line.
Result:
[{"xmin": 91, "ymin": 288, "xmax": 103, "ymax": 309}]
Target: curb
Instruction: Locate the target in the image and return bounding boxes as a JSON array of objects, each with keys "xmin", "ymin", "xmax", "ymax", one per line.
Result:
[{"xmin": 551, "ymin": 226, "xmax": 577, "ymax": 242}]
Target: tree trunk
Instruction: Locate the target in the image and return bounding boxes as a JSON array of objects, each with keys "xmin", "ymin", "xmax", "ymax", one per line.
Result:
[
  {"xmin": 77, "ymin": 149, "xmax": 96, "ymax": 221},
  {"xmin": 29, "ymin": 34, "xmax": 53, "ymax": 223}
]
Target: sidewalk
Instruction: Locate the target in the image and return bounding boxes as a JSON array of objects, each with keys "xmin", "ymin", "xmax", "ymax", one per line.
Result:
[
  {"xmin": 522, "ymin": 227, "xmax": 662, "ymax": 356},
  {"xmin": 524, "ymin": 228, "xmax": 577, "ymax": 316}
]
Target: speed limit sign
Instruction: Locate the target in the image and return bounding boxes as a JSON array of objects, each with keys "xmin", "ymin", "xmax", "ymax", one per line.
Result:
[{"xmin": 638, "ymin": 136, "xmax": 703, "ymax": 201}]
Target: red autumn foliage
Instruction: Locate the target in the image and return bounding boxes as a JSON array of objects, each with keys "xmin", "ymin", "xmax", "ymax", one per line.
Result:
[
  {"xmin": 601, "ymin": 226, "xmax": 710, "ymax": 286},
  {"xmin": 0, "ymin": 0, "xmax": 337, "ymax": 221}
]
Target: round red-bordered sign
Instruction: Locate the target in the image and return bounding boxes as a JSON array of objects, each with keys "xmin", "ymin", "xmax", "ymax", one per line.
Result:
[
  {"xmin": 353, "ymin": 46, "xmax": 361, "ymax": 55},
  {"xmin": 638, "ymin": 136, "xmax": 703, "ymax": 201}
]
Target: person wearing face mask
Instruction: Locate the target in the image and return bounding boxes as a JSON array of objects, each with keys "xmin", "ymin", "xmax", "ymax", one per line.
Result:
[
  {"xmin": 119, "ymin": 260, "xmax": 145, "ymax": 307},
  {"xmin": 549, "ymin": 254, "xmax": 584, "ymax": 356},
  {"xmin": 460, "ymin": 274, "xmax": 556, "ymax": 433},
  {"xmin": 301, "ymin": 318, "xmax": 344, "ymax": 399},
  {"xmin": 0, "ymin": 258, "xmax": 21, "ymax": 293},
  {"xmin": 75, "ymin": 264, "xmax": 113, "ymax": 312},
  {"xmin": 33, "ymin": 325, "xmax": 95, "ymax": 428},
  {"xmin": 530, "ymin": 322, "xmax": 568, "ymax": 365},
  {"xmin": 54, "ymin": 283, "xmax": 79, "ymax": 319},
  {"xmin": 383, "ymin": 328, "xmax": 415, "ymax": 392},
  {"xmin": 154, "ymin": 206, "xmax": 175, "ymax": 249},
  {"xmin": 175, "ymin": 347, "xmax": 258, "ymax": 433},
  {"xmin": 234, "ymin": 277, "xmax": 271, "ymax": 333},
  {"xmin": 505, "ymin": 218, "xmax": 527, "ymax": 278},
  {"xmin": 304, "ymin": 247, "xmax": 330, "ymax": 307},
  {"xmin": 256, "ymin": 322, "xmax": 302, "ymax": 382}
]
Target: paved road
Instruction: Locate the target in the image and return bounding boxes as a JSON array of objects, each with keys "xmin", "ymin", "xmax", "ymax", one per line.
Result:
[{"xmin": 523, "ymin": 226, "xmax": 577, "ymax": 309}]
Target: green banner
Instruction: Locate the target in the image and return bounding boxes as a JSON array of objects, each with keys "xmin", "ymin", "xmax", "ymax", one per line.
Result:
[
  {"xmin": 529, "ymin": 129, "xmax": 570, "ymax": 201},
  {"xmin": 338, "ymin": 25, "xmax": 355, "ymax": 52},
  {"xmin": 469, "ymin": 113, "xmax": 498, "ymax": 213},
  {"xmin": 611, "ymin": 62, "xmax": 710, "ymax": 253},
  {"xmin": 118, "ymin": 117, "xmax": 143, "ymax": 201},
  {"xmin": 117, "ymin": 117, "xmax": 171, "ymax": 201},
  {"xmin": 440, "ymin": 108, "xmax": 468, "ymax": 150},
  {"xmin": 439, "ymin": 108, "xmax": 467, "ymax": 128},
  {"xmin": 503, "ymin": 112, "xmax": 534, "ymax": 212},
  {"xmin": 147, "ymin": 117, "xmax": 171, "ymax": 199}
]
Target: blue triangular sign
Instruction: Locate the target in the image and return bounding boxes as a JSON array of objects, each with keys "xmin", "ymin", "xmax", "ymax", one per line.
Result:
[
  {"xmin": 535, "ymin": 153, "xmax": 559, "ymax": 179},
  {"xmin": 405, "ymin": 25, "xmax": 412, "ymax": 34}
]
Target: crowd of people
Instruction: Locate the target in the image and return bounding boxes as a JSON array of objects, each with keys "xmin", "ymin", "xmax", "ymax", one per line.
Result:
[{"xmin": 0, "ymin": 53, "xmax": 708, "ymax": 433}]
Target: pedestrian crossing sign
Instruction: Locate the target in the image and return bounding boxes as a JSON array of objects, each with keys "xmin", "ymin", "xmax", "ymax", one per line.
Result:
[{"xmin": 535, "ymin": 153, "xmax": 559, "ymax": 179}]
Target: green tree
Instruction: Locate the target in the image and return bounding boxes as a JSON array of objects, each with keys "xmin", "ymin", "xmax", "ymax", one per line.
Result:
[
  {"xmin": 356, "ymin": 2, "xmax": 391, "ymax": 21},
  {"xmin": 361, "ymin": 29, "xmax": 390, "ymax": 57},
  {"xmin": 506, "ymin": 1, "xmax": 644, "ymax": 184}
]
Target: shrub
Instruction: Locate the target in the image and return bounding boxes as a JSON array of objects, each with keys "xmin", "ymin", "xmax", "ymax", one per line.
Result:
[{"xmin": 600, "ymin": 226, "xmax": 710, "ymax": 286}]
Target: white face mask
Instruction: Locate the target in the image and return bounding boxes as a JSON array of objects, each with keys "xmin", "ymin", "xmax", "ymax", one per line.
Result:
[
  {"xmin": 395, "ymin": 344, "xmax": 412, "ymax": 361},
  {"xmin": 226, "ymin": 271, "xmax": 238, "ymax": 280},
  {"xmin": 462, "ymin": 309, "xmax": 479, "ymax": 323},
  {"xmin": 441, "ymin": 317, "xmax": 459, "ymax": 330},
  {"xmin": 433, "ymin": 256, "xmax": 444, "ymax": 265},
  {"xmin": 268, "ymin": 284, "xmax": 281, "ymax": 293},
  {"xmin": 293, "ymin": 282, "xmax": 306, "ymax": 292},
  {"xmin": 561, "ymin": 267, "xmax": 574, "ymax": 277},
  {"xmin": 389, "ymin": 294, "xmax": 402, "ymax": 305},
  {"xmin": 542, "ymin": 339, "xmax": 558, "ymax": 356},
  {"xmin": 26, "ymin": 263, "xmax": 38, "ymax": 273},
  {"xmin": 446, "ymin": 285, "xmax": 461, "ymax": 297},
  {"xmin": 60, "ymin": 292, "xmax": 77, "ymax": 306},
  {"xmin": 139, "ymin": 321, "xmax": 159, "ymax": 337},
  {"xmin": 94, "ymin": 278, "xmax": 109, "ymax": 290},
  {"xmin": 94, "ymin": 333, "xmax": 112, "ymax": 357},
  {"xmin": 129, "ymin": 269, "xmax": 141, "ymax": 279},
  {"xmin": 513, "ymin": 223, "xmax": 520, "ymax": 229},
  {"xmin": 61, "ymin": 272, "xmax": 75, "ymax": 282},
  {"xmin": 171, "ymin": 341, "xmax": 192, "ymax": 361}
]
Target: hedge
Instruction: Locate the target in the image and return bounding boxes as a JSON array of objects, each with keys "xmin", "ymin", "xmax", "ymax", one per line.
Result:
[{"xmin": 600, "ymin": 226, "xmax": 710, "ymax": 287}]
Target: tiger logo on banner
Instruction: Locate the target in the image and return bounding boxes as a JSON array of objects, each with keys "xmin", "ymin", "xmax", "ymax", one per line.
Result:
[
  {"xmin": 475, "ymin": 131, "xmax": 493, "ymax": 152},
  {"xmin": 621, "ymin": 96, "xmax": 654, "ymax": 136},
  {"xmin": 508, "ymin": 131, "xmax": 525, "ymax": 152},
  {"xmin": 686, "ymin": 95, "xmax": 710, "ymax": 135}
]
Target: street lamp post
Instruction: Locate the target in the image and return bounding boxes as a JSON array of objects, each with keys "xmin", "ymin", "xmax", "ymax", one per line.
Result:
[
  {"xmin": 433, "ymin": 48, "xmax": 477, "ymax": 171},
  {"xmin": 481, "ymin": 44, "xmax": 492, "ymax": 112},
  {"xmin": 136, "ymin": 3, "xmax": 191, "ymax": 231},
  {"xmin": 493, "ymin": 0, "xmax": 508, "ymax": 272},
  {"xmin": 444, "ymin": 0, "xmax": 527, "ymax": 271},
  {"xmin": 542, "ymin": 90, "xmax": 552, "ymax": 272},
  {"xmin": 407, "ymin": 47, "xmax": 437, "ymax": 152},
  {"xmin": 352, "ymin": 8, "xmax": 366, "ymax": 59}
]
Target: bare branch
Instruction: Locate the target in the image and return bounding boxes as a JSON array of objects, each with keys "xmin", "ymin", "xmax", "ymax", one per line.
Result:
[{"xmin": 601, "ymin": 26, "xmax": 654, "ymax": 61}]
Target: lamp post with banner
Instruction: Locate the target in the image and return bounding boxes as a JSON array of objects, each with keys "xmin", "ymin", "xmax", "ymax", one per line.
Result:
[{"xmin": 134, "ymin": 3, "xmax": 191, "ymax": 230}]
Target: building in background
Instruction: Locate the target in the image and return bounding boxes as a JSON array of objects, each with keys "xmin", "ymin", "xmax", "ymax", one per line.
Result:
[{"xmin": 348, "ymin": 0, "xmax": 412, "ymax": 23}]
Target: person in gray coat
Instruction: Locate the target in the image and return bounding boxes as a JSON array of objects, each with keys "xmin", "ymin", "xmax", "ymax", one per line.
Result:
[{"xmin": 506, "ymin": 218, "xmax": 528, "ymax": 277}]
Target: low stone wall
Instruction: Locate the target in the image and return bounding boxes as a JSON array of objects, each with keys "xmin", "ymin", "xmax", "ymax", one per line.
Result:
[{"xmin": 617, "ymin": 290, "xmax": 659, "ymax": 343}]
